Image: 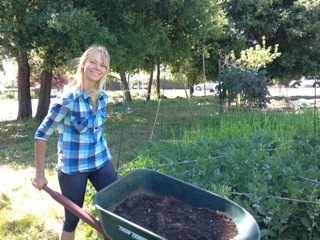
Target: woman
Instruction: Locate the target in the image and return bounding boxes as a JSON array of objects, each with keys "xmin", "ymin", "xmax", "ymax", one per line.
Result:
[{"xmin": 31, "ymin": 45, "xmax": 118, "ymax": 240}]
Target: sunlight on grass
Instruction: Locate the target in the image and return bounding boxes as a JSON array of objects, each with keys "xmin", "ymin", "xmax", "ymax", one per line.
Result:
[
  {"xmin": 0, "ymin": 166, "xmax": 63, "ymax": 239},
  {"xmin": 0, "ymin": 211, "xmax": 58, "ymax": 240}
]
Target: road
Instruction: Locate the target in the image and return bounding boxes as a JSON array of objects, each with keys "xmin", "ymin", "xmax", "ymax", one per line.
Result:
[
  {"xmin": 0, "ymin": 86, "xmax": 319, "ymax": 121},
  {"xmin": 164, "ymin": 86, "xmax": 319, "ymax": 98}
]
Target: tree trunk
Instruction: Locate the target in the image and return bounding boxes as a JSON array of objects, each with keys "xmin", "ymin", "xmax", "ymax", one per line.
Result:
[
  {"xmin": 156, "ymin": 64, "xmax": 161, "ymax": 99},
  {"xmin": 119, "ymin": 71, "xmax": 132, "ymax": 102},
  {"xmin": 35, "ymin": 69, "xmax": 52, "ymax": 121},
  {"xmin": 189, "ymin": 86, "xmax": 194, "ymax": 97},
  {"xmin": 146, "ymin": 67, "xmax": 154, "ymax": 101},
  {"xmin": 17, "ymin": 51, "xmax": 32, "ymax": 119}
]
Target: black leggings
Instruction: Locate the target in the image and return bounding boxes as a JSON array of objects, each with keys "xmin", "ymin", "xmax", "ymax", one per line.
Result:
[{"xmin": 58, "ymin": 161, "xmax": 118, "ymax": 232}]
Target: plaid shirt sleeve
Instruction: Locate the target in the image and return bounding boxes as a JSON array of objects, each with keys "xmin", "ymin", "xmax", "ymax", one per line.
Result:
[{"xmin": 34, "ymin": 94, "xmax": 74, "ymax": 141}]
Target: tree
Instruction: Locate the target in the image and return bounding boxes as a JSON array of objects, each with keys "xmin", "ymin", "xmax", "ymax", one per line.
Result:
[
  {"xmin": 32, "ymin": 2, "xmax": 115, "ymax": 120},
  {"xmin": 0, "ymin": 1, "xmax": 116, "ymax": 120},
  {"xmin": 219, "ymin": 0, "xmax": 320, "ymax": 80},
  {"xmin": 163, "ymin": 0, "xmax": 227, "ymax": 94},
  {"xmin": 80, "ymin": 0, "xmax": 163, "ymax": 101},
  {"xmin": 77, "ymin": 0, "xmax": 227, "ymax": 100},
  {"xmin": 235, "ymin": 36, "xmax": 281, "ymax": 72},
  {"xmin": 0, "ymin": 0, "xmax": 40, "ymax": 119}
]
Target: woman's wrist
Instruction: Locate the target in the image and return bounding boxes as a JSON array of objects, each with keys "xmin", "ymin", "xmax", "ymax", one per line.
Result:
[{"xmin": 35, "ymin": 173, "xmax": 45, "ymax": 177}]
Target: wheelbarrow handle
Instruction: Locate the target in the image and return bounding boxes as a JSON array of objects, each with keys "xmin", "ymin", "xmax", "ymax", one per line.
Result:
[{"xmin": 42, "ymin": 185, "xmax": 111, "ymax": 239}]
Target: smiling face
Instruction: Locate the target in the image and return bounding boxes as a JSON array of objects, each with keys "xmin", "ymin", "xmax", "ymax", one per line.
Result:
[{"xmin": 82, "ymin": 51, "xmax": 108, "ymax": 86}]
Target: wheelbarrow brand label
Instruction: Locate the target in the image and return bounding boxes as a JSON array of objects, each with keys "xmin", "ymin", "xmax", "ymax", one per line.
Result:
[{"xmin": 118, "ymin": 225, "xmax": 148, "ymax": 240}]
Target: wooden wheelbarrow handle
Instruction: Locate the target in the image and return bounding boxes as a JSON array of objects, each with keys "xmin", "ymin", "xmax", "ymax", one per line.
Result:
[{"xmin": 42, "ymin": 185, "xmax": 110, "ymax": 239}]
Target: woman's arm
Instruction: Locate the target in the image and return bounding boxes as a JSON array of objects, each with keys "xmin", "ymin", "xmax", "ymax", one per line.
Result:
[{"xmin": 32, "ymin": 139, "xmax": 48, "ymax": 190}]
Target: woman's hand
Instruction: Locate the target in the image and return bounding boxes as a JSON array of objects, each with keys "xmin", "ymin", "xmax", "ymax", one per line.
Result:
[{"xmin": 31, "ymin": 175, "xmax": 48, "ymax": 190}]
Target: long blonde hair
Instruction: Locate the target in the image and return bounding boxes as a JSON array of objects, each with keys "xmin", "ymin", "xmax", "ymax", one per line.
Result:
[{"xmin": 66, "ymin": 45, "xmax": 110, "ymax": 100}]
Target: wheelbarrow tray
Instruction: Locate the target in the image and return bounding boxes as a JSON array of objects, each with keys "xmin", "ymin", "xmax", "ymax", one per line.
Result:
[{"xmin": 94, "ymin": 168, "xmax": 260, "ymax": 240}]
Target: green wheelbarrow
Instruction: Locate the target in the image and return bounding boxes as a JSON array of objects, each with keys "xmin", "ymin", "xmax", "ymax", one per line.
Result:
[{"xmin": 44, "ymin": 168, "xmax": 261, "ymax": 240}]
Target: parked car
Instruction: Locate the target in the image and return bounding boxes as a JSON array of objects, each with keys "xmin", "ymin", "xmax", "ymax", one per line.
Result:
[
  {"xmin": 289, "ymin": 77, "xmax": 320, "ymax": 88},
  {"xmin": 194, "ymin": 82, "xmax": 221, "ymax": 92},
  {"xmin": 0, "ymin": 87, "xmax": 9, "ymax": 94}
]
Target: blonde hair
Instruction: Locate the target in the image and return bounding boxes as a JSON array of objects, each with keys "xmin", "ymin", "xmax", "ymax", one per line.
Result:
[{"xmin": 66, "ymin": 45, "xmax": 110, "ymax": 100}]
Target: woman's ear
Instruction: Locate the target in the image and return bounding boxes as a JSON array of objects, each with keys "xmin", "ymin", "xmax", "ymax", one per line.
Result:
[{"xmin": 81, "ymin": 61, "xmax": 86, "ymax": 69}]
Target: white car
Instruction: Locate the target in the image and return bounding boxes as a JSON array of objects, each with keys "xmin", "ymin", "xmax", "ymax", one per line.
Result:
[
  {"xmin": 194, "ymin": 82, "xmax": 220, "ymax": 92},
  {"xmin": 289, "ymin": 77, "xmax": 320, "ymax": 88},
  {"xmin": 0, "ymin": 87, "xmax": 9, "ymax": 94}
]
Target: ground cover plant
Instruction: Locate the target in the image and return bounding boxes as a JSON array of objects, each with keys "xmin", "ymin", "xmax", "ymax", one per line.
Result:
[
  {"xmin": 120, "ymin": 109, "xmax": 320, "ymax": 239},
  {"xmin": 0, "ymin": 96, "xmax": 319, "ymax": 239}
]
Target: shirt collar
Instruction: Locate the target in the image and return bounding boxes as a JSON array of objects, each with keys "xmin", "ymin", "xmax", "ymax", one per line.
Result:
[
  {"xmin": 79, "ymin": 89, "xmax": 106, "ymax": 103},
  {"xmin": 80, "ymin": 89, "xmax": 90, "ymax": 100}
]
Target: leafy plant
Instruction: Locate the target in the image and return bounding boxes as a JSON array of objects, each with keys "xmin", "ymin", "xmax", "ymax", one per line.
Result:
[
  {"xmin": 219, "ymin": 36, "xmax": 280, "ymax": 109},
  {"xmin": 120, "ymin": 110, "xmax": 320, "ymax": 239},
  {"xmin": 220, "ymin": 67, "xmax": 270, "ymax": 108}
]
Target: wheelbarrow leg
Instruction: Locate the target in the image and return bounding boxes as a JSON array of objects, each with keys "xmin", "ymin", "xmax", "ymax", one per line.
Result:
[{"xmin": 42, "ymin": 185, "xmax": 111, "ymax": 239}]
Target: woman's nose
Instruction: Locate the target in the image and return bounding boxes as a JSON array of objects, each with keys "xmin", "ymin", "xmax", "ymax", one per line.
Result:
[{"xmin": 95, "ymin": 63, "xmax": 105, "ymax": 70}]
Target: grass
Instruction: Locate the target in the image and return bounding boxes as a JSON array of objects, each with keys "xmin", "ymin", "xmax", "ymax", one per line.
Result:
[
  {"xmin": 0, "ymin": 95, "xmax": 319, "ymax": 239},
  {"xmin": 0, "ymin": 96, "xmax": 220, "ymax": 239}
]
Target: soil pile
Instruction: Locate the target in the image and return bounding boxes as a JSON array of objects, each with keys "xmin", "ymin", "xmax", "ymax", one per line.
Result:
[{"xmin": 114, "ymin": 194, "xmax": 238, "ymax": 240}]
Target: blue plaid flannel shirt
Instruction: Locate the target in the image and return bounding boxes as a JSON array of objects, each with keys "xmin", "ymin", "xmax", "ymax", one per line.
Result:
[{"xmin": 34, "ymin": 90, "xmax": 112, "ymax": 174}]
